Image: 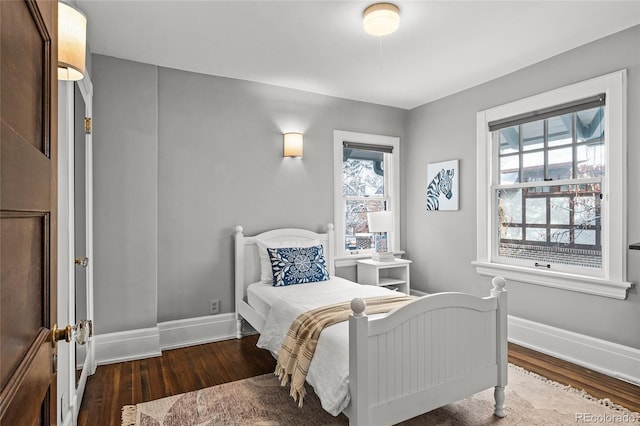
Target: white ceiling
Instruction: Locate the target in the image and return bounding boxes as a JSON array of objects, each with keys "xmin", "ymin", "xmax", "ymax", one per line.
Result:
[{"xmin": 78, "ymin": 0, "xmax": 640, "ymax": 110}]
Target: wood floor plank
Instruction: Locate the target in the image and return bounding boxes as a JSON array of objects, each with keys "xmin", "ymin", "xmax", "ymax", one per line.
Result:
[
  {"xmin": 508, "ymin": 342, "xmax": 640, "ymax": 413},
  {"xmin": 77, "ymin": 336, "xmax": 638, "ymax": 426}
]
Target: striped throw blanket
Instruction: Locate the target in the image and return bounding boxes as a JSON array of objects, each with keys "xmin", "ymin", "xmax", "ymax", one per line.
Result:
[{"xmin": 275, "ymin": 294, "xmax": 415, "ymax": 407}]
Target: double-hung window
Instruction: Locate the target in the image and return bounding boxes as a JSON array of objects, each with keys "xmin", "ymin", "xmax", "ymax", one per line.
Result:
[
  {"xmin": 474, "ymin": 71, "xmax": 632, "ymax": 299},
  {"xmin": 333, "ymin": 130, "xmax": 400, "ymax": 262}
]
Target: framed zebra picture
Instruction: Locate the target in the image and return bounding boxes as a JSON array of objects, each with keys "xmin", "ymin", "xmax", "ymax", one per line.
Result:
[{"xmin": 426, "ymin": 159, "xmax": 459, "ymax": 211}]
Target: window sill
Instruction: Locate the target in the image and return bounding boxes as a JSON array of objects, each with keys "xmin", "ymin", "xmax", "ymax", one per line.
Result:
[
  {"xmin": 335, "ymin": 251, "xmax": 405, "ymax": 268},
  {"xmin": 472, "ymin": 261, "xmax": 633, "ymax": 300}
]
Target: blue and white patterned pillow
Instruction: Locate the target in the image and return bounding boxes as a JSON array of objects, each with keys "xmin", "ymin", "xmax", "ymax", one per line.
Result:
[{"xmin": 267, "ymin": 245, "xmax": 330, "ymax": 287}]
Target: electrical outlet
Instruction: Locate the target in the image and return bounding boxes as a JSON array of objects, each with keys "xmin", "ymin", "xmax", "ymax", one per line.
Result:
[{"xmin": 209, "ymin": 299, "xmax": 220, "ymax": 315}]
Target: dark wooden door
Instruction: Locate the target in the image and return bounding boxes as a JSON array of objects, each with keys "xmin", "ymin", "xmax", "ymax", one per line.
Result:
[{"xmin": 0, "ymin": 0, "xmax": 59, "ymax": 424}]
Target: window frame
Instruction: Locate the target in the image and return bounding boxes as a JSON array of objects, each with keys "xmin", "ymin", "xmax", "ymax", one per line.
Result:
[
  {"xmin": 474, "ymin": 70, "xmax": 632, "ymax": 299},
  {"xmin": 333, "ymin": 130, "xmax": 400, "ymax": 265}
]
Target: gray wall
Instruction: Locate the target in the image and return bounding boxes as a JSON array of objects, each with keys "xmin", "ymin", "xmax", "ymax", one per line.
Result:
[
  {"xmin": 92, "ymin": 54, "xmax": 406, "ymax": 328},
  {"xmin": 92, "ymin": 26, "xmax": 638, "ymax": 349},
  {"xmin": 405, "ymin": 25, "xmax": 640, "ymax": 349},
  {"xmin": 92, "ymin": 55, "xmax": 158, "ymax": 334}
]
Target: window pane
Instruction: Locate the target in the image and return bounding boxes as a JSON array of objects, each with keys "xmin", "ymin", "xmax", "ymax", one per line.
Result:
[
  {"xmin": 575, "ymin": 230, "xmax": 596, "ymax": 245},
  {"xmin": 522, "ymin": 151, "xmax": 544, "ymax": 182},
  {"xmin": 525, "ymin": 228, "xmax": 547, "ymax": 242},
  {"xmin": 577, "ymin": 106, "xmax": 604, "ymax": 144},
  {"xmin": 550, "ymin": 229, "xmax": 571, "ymax": 244},
  {"xmin": 499, "ymin": 126, "xmax": 519, "ymax": 155},
  {"xmin": 503, "ymin": 227, "xmax": 522, "ymax": 240},
  {"xmin": 522, "ymin": 121, "xmax": 544, "ymax": 151},
  {"xmin": 574, "ymin": 195, "xmax": 598, "ymax": 227},
  {"xmin": 576, "ymin": 141, "xmax": 605, "ymax": 178},
  {"xmin": 548, "ymin": 147, "xmax": 573, "ymax": 180},
  {"xmin": 342, "ymin": 148, "xmax": 384, "ymax": 197},
  {"xmin": 548, "ymin": 113, "xmax": 573, "ymax": 147},
  {"xmin": 499, "ymin": 155, "xmax": 519, "ymax": 184},
  {"xmin": 525, "ymin": 197, "xmax": 546, "ymax": 224},
  {"xmin": 498, "ymin": 188, "xmax": 522, "ymax": 225},
  {"xmin": 550, "ymin": 197, "xmax": 570, "ymax": 224},
  {"xmin": 344, "ymin": 199, "xmax": 385, "ymax": 251}
]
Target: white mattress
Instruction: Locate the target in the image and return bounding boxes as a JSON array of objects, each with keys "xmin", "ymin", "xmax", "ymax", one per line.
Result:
[{"xmin": 249, "ymin": 276, "xmax": 401, "ymax": 416}]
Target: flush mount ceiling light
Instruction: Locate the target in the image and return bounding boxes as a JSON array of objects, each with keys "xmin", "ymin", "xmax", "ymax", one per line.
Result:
[{"xmin": 363, "ymin": 3, "xmax": 400, "ymax": 36}]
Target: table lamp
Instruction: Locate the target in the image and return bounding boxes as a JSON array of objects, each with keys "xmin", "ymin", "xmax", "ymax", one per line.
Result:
[{"xmin": 367, "ymin": 211, "xmax": 395, "ymax": 262}]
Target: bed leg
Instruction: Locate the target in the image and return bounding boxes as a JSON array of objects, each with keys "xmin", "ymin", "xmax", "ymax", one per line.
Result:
[
  {"xmin": 236, "ymin": 319, "xmax": 243, "ymax": 339},
  {"xmin": 493, "ymin": 386, "xmax": 506, "ymax": 418}
]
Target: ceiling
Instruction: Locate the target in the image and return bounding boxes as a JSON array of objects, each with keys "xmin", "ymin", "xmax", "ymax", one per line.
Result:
[{"xmin": 78, "ymin": 1, "xmax": 640, "ymax": 110}]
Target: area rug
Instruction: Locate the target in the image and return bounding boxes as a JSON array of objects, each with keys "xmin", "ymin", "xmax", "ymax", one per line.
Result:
[{"xmin": 122, "ymin": 364, "xmax": 638, "ymax": 425}]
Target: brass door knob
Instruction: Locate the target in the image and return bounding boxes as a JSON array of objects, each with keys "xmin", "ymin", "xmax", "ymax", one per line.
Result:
[
  {"xmin": 75, "ymin": 257, "xmax": 89, "ymax": 267},
  {"xmin": 51, "ymin": 320, "xmax": 93, "ymax": 348},
  {"xmin": 51, "ymin": 324, "xmax": 72, "ymax": 347}
]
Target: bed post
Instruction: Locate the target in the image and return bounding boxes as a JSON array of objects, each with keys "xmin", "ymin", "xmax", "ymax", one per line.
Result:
[
  {"xmin": 326, "ymin": 223, "xmax": 335, "ymax": 276},
  {"xmin": 235, "ymin": 226, "xmax": 244, "ymax": 339},
  {"xmin": 491, "ymin": 276, "xmax": 508, "ymax": 417},
  {"xmin": 348, "ymin": 298, "xmax": 369, "ymax": 426}
]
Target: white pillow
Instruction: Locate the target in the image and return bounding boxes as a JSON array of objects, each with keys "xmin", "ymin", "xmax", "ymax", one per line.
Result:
[{"xmin": 256, "ymin": 238, "xmax": 320, "ymax": 283}]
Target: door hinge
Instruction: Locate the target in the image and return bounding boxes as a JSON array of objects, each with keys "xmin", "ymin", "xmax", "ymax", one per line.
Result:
[{"xmin": 84, "ymin": 117, "xmax": 92, "ymax": 134}]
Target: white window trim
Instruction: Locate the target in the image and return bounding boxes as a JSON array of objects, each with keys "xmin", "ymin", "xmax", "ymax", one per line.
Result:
[
  {"xmin": 333, "ymin": 130, "xmax": 401, "ymax": 264},
  {"xmin": 474, "ymin": 70, "xmax": 633, "ymax": 299}
]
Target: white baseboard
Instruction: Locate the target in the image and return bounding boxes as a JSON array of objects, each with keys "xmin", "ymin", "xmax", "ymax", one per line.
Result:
[
  {"xmin": 159, "ymin": 313, "xmax": 237, "ymax": 351},
  {"xmin": 94, "ymin": 312, "xmax": 639, "ymax": 387},
  {"xmin": 94, "ymin": 327, "xmax": 161, "ymax": 365},
  {"xmin": 93, "ymin": 315, "xmax": 238, "ymax": 365},
  {"xmin": 508, "ymin": 315, "xmax": 640, "ymax": 386}
]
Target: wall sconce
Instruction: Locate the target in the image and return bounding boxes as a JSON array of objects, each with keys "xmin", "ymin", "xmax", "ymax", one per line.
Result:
[
  {"xmin": 283, "ymin": 132, "xmax": 303, "ymax": 158},
  {"xmin": 58, "ymin": 2, "xmax": 87, "ymax": 81}
]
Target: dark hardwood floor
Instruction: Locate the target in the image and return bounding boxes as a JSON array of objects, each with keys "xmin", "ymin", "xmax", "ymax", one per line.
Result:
[
  {"xmin": 78, "ymin": 335, "xmax": 276, "ymax": 426},
  {"xmin": 78, "ymin": 337, "xmax": 639, "ymax": 426}
]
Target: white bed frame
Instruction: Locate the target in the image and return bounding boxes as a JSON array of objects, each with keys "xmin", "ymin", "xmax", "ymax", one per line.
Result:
[{"xmin": 234, "ymin": 224, "xmax": 508, "ymax": 426}]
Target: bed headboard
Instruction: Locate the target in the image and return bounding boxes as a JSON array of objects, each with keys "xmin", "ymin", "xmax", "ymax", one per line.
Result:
[{"xmin": 234, "ymin": 224, "xmax": 335, "ymax": 308}]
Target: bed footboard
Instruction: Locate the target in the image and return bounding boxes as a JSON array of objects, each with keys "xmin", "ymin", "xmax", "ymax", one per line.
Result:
[{"xmin": 348, "ymin": 276, "xmax": 507, "ymax": 426}]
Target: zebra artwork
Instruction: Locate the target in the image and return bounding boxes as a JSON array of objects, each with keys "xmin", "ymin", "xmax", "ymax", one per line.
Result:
[{"xmin": 426, "ymin": 168, "xmax": 455, "ymax": 211}]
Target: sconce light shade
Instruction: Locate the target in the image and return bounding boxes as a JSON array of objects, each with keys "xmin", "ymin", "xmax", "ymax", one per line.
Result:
[
  {"xmin": 363, "ymin": 3, "xmax": 400, "ymax": 36},
  {"xmin": 58, "ymin": 2, "xmax": 87, "ymax": 81},
  {"xmin": 283, "ymin": 132, "xmax": 303, "ymax": 157}
]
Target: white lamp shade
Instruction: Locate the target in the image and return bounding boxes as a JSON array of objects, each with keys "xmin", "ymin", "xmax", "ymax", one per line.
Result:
[
  {"xmin": 283, "ymin": 132, "xmax": 303, "ymax": 157},
  {"xmin": 367, "ymin": 211, "xmax": 393, "ymax": 233},
  {"xmin": 363, "ymin": 3, "xmax": 400, "ymax": 36},
  {"xmin": 58, "ymin": 2, "xmax": 87, "ymax": 81}
]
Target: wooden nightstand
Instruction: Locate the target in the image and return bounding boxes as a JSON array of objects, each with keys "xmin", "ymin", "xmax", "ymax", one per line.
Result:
[{"xmin": 356, "ymin": 258, "xmax": 411, "ymax": 294}]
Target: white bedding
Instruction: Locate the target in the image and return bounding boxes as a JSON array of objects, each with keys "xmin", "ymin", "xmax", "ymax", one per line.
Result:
[{"xmin": 252, "ymin": 276, "xmax": 399, "ymax": 416}]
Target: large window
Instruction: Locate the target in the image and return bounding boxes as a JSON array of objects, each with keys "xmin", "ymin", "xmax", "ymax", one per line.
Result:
[
  {"xmin": 494, "ymin": 99, "xmax": 604, "ymax": 272},
  {"xmin": 475, "ymin": 71, "xmax": 631, "ymax": 299},
  {"xmin": 333, "ymin": 131, "xmax": 400, "ymax": 261}
]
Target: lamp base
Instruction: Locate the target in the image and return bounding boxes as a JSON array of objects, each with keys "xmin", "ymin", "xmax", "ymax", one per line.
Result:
[{"xmin": 372, "ymin": 252, "xmax": 396, "ymax": 262}]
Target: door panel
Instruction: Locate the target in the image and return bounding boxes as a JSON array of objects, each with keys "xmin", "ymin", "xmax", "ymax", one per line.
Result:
[
  {"xmin": 0, "ymin": 0, "xmax": 58, "ymax": 424},
  {"xmin": 0, "ymin": 127, "xmax": 52, "ymax": 210},
  {"xmin": 0, "ymin": 0, "xmax": 47, "ymax": 153},
  {"xmin": 0, "ymin": 213, "xmax": 48, "ymax": 386}
]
